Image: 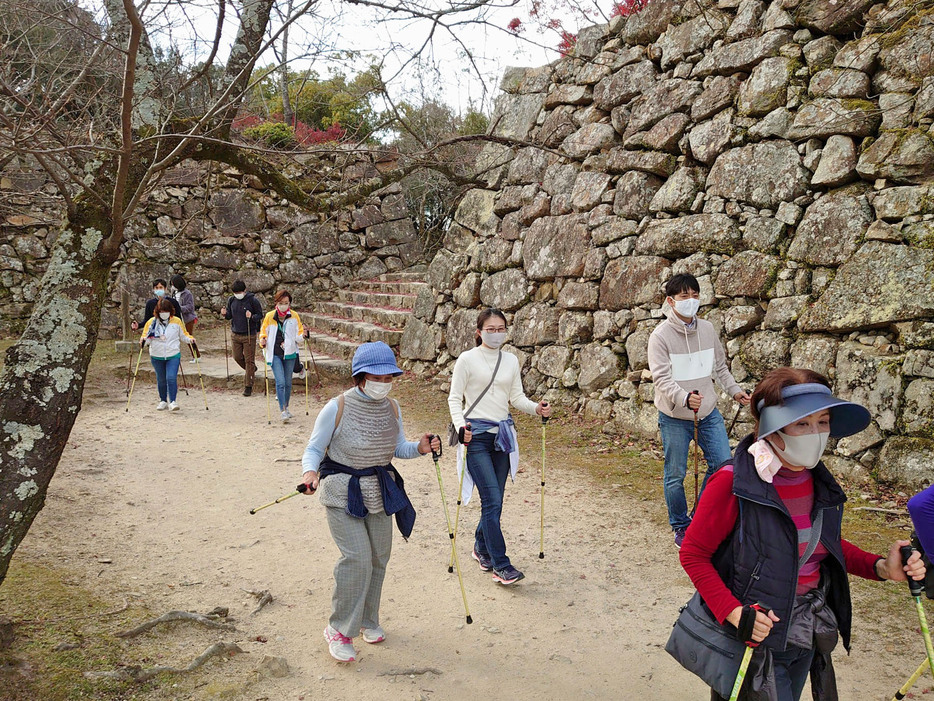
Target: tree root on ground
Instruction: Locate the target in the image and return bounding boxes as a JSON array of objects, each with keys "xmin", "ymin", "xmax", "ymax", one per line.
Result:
[
  {"xmin": 242, "ymin": 588, "xmax": 273, "ymax": 616},
  {"xmin": 115, "ymin": 609, "xmax": 235, "ymax": 638},
  {"xmin": 377, "ymin": 667, "xmax": 443, "ymax": 677},
  {"xmin": 84, "ymin": 641, "xmax": 244, "ymax": 682}
]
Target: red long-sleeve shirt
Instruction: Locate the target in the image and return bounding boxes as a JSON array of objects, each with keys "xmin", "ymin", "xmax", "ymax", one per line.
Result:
[{"xmin": 679, "ymin": 466, "xmax": 882, "ymax": 624}]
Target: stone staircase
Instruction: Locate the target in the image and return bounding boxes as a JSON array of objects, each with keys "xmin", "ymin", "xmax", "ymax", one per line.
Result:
[{"xmin": 299, "ymin": 269, "xmax": 427, "ymax": 379}]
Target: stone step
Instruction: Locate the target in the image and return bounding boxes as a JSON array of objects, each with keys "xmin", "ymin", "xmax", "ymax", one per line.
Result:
[
  {"xmin": 347, "ymin": 279, "xmax": 428, "ymax": 296},
  {"xmin": 303, "ymin": 314, "xmax": 404, "ymax": 346},
  {"xmin": 306, "ymin": 332, "xmax": 359, "ymax": 362},
  {"xmin": 314, "ymin": 301, "xmax": 411, "ymax": 328},
  {"xmin": 335, "ymin": 289, "xmax": 418, "ymax": 309},
  {"xmin": 373, "ymin": 271, "xmax": 427, "ymax": 283}
]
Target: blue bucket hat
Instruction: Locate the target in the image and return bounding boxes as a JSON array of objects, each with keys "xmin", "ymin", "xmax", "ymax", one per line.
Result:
[
  {"xmin": 757, "ymin": 382, "xmax": 870, "ymax": 439},
  {"xmin": 351, "ymin": 341, "xmax": 403, "ymax": 377}
]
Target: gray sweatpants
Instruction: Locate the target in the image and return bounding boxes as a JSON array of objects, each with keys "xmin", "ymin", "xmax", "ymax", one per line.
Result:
[{"xmin": 325, "ymin": 505, "xmax": 393, "ymax": 637}]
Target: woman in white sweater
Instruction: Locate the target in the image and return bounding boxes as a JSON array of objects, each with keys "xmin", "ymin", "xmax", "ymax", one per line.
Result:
[
  {"xmin": 447, "ymin": 308, "xmax": 551, "ymax": 585},
  {"xmin": 139, "ymin": 298, "xmax": 195, "ymax": 411}
]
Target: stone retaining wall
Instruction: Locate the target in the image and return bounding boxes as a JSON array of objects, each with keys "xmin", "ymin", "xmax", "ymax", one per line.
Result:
[
  {"xmin": 0, "ymin": 152, "xmax": 424, "ymax": 335},
  {"xmin": 400, "ymin": 0, "xmax": 934, "ymax": 487}
]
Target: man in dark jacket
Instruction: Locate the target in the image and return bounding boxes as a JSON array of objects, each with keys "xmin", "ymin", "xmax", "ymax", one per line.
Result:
[
  {"xmin": 220, "ymin": 280, "xmax": 264, "ymax": 396},
  {"xmin": 131, "ymin": 278, "xmax": 182, "ymax": 331}
]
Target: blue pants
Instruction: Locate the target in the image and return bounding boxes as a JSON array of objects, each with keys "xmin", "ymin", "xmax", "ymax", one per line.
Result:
[
  {"xmin": 151, "ymin": 355, "xmax": 180, "ymax": 403},
  {"xmin": 271, "ymin": 355, "xmax": 296, "ymax": 411},
  {"xmin": 659, "ymin": 408, "xmax": 732, "ymax": 531},
  {"xmin": 466, "ymin": 431, "xmax": 512, "ymax": 571}
]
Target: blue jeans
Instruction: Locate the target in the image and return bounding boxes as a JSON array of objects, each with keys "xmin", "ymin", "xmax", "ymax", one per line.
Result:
[
  {"xmin": 466, "ymin": 431, "xmax": 512, "ymax": 571},
  {"xmin": 151, "ymin": 355, "xmax": 180, "ymax": 403},
  {"xmin": 271, "ymin": 355, "xmax": 296, "ymax": 411},
  {"xmin": 659, "ymin": 408, "xmax": 732, "ymax": 530},
  {"xmin": 711, "ymin": 645, "xmax": 814, "ymax": 701}
]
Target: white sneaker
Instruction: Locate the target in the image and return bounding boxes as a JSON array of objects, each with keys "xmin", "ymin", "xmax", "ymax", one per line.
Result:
[
  {"xmin": 281, "ymin": 410, "xmax": 290, "ymax": 422},
  {"xmin": 361, "ymin": 626, "xmax": 385, "ymax": 644},
  {"xmin": 297, "ymin": 364, "xmax": 306, "ymax": 380},
  {"xmin": 169, "ymin": 401, "xmax": 180, "ymax": 411},
  {"xmin": 324, "ymin": 625, "xmax": 356, "ymax": 662},
  {"xmin": 284, "ymin": 409, "xmax": 293, "ymax": 419},
  {"xmin": 156, "ymin": 401, "xmax": 168, "ymax": 411},
  {"xmin": 189, "ymin": 358, "xmax": 197, "ymax": 364}
]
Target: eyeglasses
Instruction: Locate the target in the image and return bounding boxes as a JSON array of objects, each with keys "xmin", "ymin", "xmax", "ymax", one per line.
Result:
[{"xmin": 482, "ymin": 327, "xmax": 506, "ymax": 333}]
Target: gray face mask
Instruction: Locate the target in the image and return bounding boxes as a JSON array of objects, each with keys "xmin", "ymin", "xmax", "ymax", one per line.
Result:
[
  {"xmin": 769, "ymin": 430, "xmax": 829, "ymax": 469},
  {"xmin": 234, "ymin": 293, "xmax": 245, "ymax": 300},
  {"xmin": 481, "ymin": 331, "xmax": 507, "ymax": 349},
  {"xmin": 363, "ymin": 380, "xmax": 392, "ymax": 400},
  {"xmin": 672, "ymin": 297, "xmax": 700, "ymax": 318}
]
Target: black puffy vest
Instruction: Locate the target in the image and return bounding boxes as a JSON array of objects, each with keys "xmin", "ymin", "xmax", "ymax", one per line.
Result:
[{"xmin": 712, "ymin": 434, "xmax": 853, "ymax": 653}]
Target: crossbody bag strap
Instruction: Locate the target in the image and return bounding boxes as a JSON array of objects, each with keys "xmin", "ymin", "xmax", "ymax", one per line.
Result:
[
  {"xmin": 462, "ymin": 351, "xmax": 502, "ymax": 418},
  {"xmin": 798, "ymin": 508, "xmax": 824, "ymax": 569}
]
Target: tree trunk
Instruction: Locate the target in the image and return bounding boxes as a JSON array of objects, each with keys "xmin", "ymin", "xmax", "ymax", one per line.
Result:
[
  {"xmin": 279, "ymin": 0, "xmax": 294, "ymax": 128},
  {"xmin": 0, "ymin": 197, "xmax": 118, "ymax": 584}
]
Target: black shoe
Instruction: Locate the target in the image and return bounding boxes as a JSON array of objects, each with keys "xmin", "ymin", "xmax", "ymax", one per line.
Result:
[
  {"xmin": 492, "ymin": 565, "xmax": 524, "ymax": 585},
  {"xmin": 243, "ymin": 386, "xmax": 253, "ymax": 396}
]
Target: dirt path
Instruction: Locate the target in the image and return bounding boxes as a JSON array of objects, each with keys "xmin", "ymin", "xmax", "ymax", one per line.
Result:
[{"xmin": 11, "ymin": 331, "xmax": 932, "ymax": 700}]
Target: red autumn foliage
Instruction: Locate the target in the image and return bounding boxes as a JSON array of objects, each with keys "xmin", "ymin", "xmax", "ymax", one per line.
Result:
[
  {"xmin": 232, "ymin": 112, "xmax": 347, "ymax": 146},
  {"xmin": 610, "ymin": 0, "xmax": 650, "ymax": 18},
  {"xmin": 507, "ymin": 17, "xmax": 522, "ymax": 32},
  {"xmin": 557, "ymin": 30, "xmax": 577, "ymax": 56}
]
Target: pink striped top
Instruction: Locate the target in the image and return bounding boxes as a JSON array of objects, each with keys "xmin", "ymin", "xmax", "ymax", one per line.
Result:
[{"xmin": 772, "ymin": 467, "xmax": 827, "ymax": 595}]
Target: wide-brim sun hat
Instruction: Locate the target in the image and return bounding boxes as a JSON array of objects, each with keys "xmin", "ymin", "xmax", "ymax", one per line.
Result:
[
  {"xmin": 351, "ymin": 341, "xmax": 403, "ymax": 377},
  {"xmin": 757, "ymin": 382, "xmax": 871, "ymax": 439}
]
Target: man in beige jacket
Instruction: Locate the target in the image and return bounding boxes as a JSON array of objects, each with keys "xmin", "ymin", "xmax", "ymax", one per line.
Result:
[{"xmin": 648, "ymin": 273, "xmax": 750, "ymax": 548}]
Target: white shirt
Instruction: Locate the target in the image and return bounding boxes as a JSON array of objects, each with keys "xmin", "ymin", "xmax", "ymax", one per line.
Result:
[{"xmin": 447, "ymin": 345, "xmax": 538, "ymax": 429}]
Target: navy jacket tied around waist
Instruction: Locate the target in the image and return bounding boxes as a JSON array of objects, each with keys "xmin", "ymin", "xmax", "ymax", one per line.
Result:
[{"xmin": 319, "ymin": 457, "xmax": 416, "ymax": 539}]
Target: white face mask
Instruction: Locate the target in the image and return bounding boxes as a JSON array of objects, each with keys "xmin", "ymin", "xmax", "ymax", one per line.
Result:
[
  {"xmin": 277, "ymin": 304, "xmax": 289, "ymax": 314},
  {"xmin": 363, "ymin": 380, "xmax": 392, "ymax": 400},
  {"xmin": 234, "ymin": 293, "xmax": 245, "ymax": 300},
  {"xmin": 159, "ymin": 312, "xmax": 170, "ymax": 320},
  {"xmin": 672, "ymin": 297, "xmax": 700, "ymax": 319},
  {"xmin": 154, "ymin": 289, "xmax": 165, "ymax": 298},
  {"xmin": 770, "ymin": 430, "xmax": 829, "ymax": 469},
  {"xmin": 481, "ymin": 331, "xmax": 507, "ymax": 349}
]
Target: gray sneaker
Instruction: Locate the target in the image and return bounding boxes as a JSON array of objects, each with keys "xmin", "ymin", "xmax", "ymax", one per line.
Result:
[
  {"xmin": 324, "ymin": 625, "xmax": 356, "ymax": 662},
  {"xmin": 281, "ymin": 410, "xmax": 290, "ymax": 422},
  {"xmin": 674, "ymin": 527, "xmax": 688, "ymax": 549}
]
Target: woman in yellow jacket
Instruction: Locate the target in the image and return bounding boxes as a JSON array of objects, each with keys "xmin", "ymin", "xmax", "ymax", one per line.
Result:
[
  {"xmin": 140, "ymin": 298, "xmax": 195, "ymax": 411},
  {"xmin": 259, "ymin": 289, "xmax": 308, "ymax": 422}
]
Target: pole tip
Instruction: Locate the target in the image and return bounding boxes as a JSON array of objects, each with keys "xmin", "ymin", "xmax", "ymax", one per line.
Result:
[
  {"xmin": 466, "ymin": 615, "xmax": 473, "ymax": 624},
  {"xmin": 539, "ymin": 552, "xmax": 544, "ymax": 559},
  {"xmin": 249, "ymin": 509, "xmax": 256, "ymax": 515},
  {"xmin": 447, "ymin": 566, "xmax": 453, "ymax": 573}
]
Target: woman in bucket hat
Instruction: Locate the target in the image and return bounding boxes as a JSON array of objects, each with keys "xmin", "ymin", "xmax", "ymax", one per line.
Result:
[
  {"xmin": 300, "ymin": 341, "xmax": 441, "ymax": 663},
  {"xmin": 679, "ymin": 367, "xmax": 925, "ymax": 700}
]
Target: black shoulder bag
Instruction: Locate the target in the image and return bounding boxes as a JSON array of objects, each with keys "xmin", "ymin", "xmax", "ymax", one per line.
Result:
[{"xmin": 447, "ymin": 351, "xmax": 502, "ymax": 447}]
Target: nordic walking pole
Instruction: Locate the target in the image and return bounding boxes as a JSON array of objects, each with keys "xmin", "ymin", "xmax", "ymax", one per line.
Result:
[
  {"xmin": 893, "ymin": 658, "xmax": 930, "ymax": 700},
  {"xmin": 448, "ymin": 423, "xmax": 471, "ymax": 574},
  {"xmin": 540, "ymin": 402, "xmax": 549, "ymax": 560},
  {"xmin": 223, "ymin": 322, "xmax": 230, "ymax": 381},
  {"xmin": 691, "ymin": 390, "xmax": 700, "ymax": 509},
  {"xmin": 302, "ymin": 336, "xmax": 309, "ymax": 415},
  {"xmin": 192, "ymin": 342, "xmax": 209, "ymax": 411},
  {"xmin": 902, "ymin": 545, "xmax": 934, "ymax": 681},
  {"xmin": 249, "ymin": 483, "xmax": 314, "ymax": 514},
  {"xmin": 125, "ymin": 342, "xmax": 145, "ymax": 412},
  {"xmin": 430, "ymin": 436, "xmax": 472, "ymax": 624},
  {"xmin": 177, "ymin": 355, "xmax": 190, "ymax": 396},
  {"xmin": 125, "ymin": 349, "xmax": 132, "ymax": 397},
  {"xmin": 729, "ymin": 603, "xmax": 770, "ymax": 701},
  {"xmin": 263, "ymin": 350, "xmax": 271, "ymax": 424}
]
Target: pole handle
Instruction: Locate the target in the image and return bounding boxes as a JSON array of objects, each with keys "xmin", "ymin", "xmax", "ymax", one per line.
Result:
[
  {"xmin": 902, "ymin": 545, "xmax": 925, "ymax": 597},
  {"xmin": 690, "ymin": 389, "xmax": 700, "ymax": 415},
  {"xmin": 430, "ymin": 434, "xmax": 442, "ymax": 461},
  {"xmin": 541, "ymin": 401, "xmax": 550, "ymax": 425},
  {"xmin": 297, "ymin": 482, "xmax": 315, "ymax": 495}
]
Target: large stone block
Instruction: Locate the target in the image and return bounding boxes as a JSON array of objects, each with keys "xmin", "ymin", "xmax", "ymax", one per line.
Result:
[
  {"xmin": 689, "ymin": 109, "xmax": 733, "ymax": 166},
  {"xmin": 795, "ymin": 0, "xmax": 876, "ymax": 35},
  {"xmin": 877, "ymin": 437, "xmax": 934, "ymax": 488},
  {"xmin": 743, "ymin": 217, "xmax": 785, "ymax": 253},
  {"xmin": 557, "ymin": 281, "xmax": 599, "ymax": 310},
  {"xmin": 740, "ymin": 331, "xmax": 792, "ymax": 376},
  {"xmin": 559, "ymin": 311, "xmax": 593, "ymax": 343},
  {"xmin": 613, "ymin": 171, "xmax": 664, "ymax": 220},
  {"xmin": 508, "ymin": 147, "xmax": 550, "ymax": 184},
  {"xmin": 625, "ymin": 324, "xmax": 655, "ymax": 371},
  {"xmin": 714, "ymin": 251, "xmax": 781, "ymax": 298},
  {"xmin": 879, "ymin": 23, "xmax": 934, "ymax": 84},
  {"xmin": 650, "ymin": 166, "xmax": 707, "ymax": 213},
  {"xmin": 800, "ymin": 242, "xmax": 934, "ymax": 332},
  {"xmin": 561, "ymin": 123, "xmax": 618, "ymax": 158},
  {"xmin": 446, "ymin": 307, "xmax": 480, "ymax": 357},
  {"xmin": 658, "ymin": 10, "xmax": 729, "ymax": 69},
  {"xmin": 902, "ymin": 379, "xmax": 934, "ymax": 436},
  {"xmin": 428, "ymin": 249, "xmax": 456, "ymax": 292},
  {"xmin": 692, "ymin": 29, "xmax": 793, "ymax": 78},
  {"xmin": 636, "ymin": 214, "xmax": 740, "ymax": 256},
  {"xmin": 621, "ymin": 0, "xmax": 682, "ymax": 45},
  {"xmin": 626, "ymin": 79, "xmax": 703, "ymax": 135},
  {"xmin": 413, "ymin": 284, "xmax": 436, "ymax": 321},
  {"xmin": 873, "ymin": 186, "xmax": 934, "ymax": 221},
  {"xmin": 724, "ymin": 305, "xmax": 764, "ymax": 336},
  {"xmin": 522, "ymin": 214, "xmax": 591, "ymax": 280},
  {"xmin": 808, "ymin": 68, "xmax": 870, "ymax": 99},
  {"xmin": 786, "ymin": 192, "xmax": 873, "ymax": 267},
  {"xmin": 692, "ymin": 75, "xmax": 742, "ymax": 121},
  {"xmin": 473, "ymin": 237, "xmax": 513, "ymax": 273},
  {"xmin": 479, "ymin": 268, "xmax": 529, "ymax": 311},
  {"xmin": 512, "ymin": 303, "xmax": 560, "ymax": 346},
  {"xmin": 210, "ymin": 191, "xmax": 264, "ymax": 235},
  {"xmin": 600, "ymin": 256, "xmax": 669, "ymax": 311},
  {"xmin": 537, "ymin": 345, "xmax": 571, "ymax": 378},
  {"xmin": 811, "ymin": 135, "xmax": 857, "ymax": 188},
  {"xmin": 578, "ymin": 344, "xmax": 621, "ymax": 392},
  {"xmin": 706, "ymin": 141, "xmax": 808, "ymax": 209},
  {"xmin": 593, "ymin": 61, "xmax": 658, "ymax": 111},
  {"xmin": 787, "ymin": 98, "xmax": 880, "ymax": 140},
  {"xmin": 454, "ymin": 189, "xmax": 499, "ymax": 237},
  {"xmin": 606, "ymin": 149, "xmax": 677, "ymax": 177},
  {"xmin": 365, "ymin": 219, "xmax": 417, "ymax": 248},
  {"xmin": 738, "ymin": 57, "xmax": 793, "ymax": 117},
  {"xmin": 453, "ymin": 272, "xmax": 482, "ymax": 307},
  {"xmin": 763, "ymin": 295, "xmax": 810, "ymax": 330},
  {"xmin": 399, "ymin": 316, "xmax": 440, "ymax": 361},
  {"xmin": 834, "ymin": 341, "xmax": 902, "ymax": 432},
  {"xmin": 638, "ymin": 113, "xmax": 691, "ymax": 154},
  {"xmin": 856, "ymin": 130, "xmax": 934, "ymax": 184},
  {"xmin": 571, "ymin": 172, "xmax": 612, "ymax": 212}
]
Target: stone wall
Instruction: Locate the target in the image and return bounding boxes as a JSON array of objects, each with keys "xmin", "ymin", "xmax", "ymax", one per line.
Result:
[
  {"xmin": 401, "ymin": 0, "xmax": 934, "ymax": 487},
  {"xmin": 0, "ymin": 152, "xmax": 424, "ymax": 335}
]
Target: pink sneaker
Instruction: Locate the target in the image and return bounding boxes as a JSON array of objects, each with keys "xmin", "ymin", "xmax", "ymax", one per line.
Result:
[
  {"xmin": 361, "ymin": 626, "xmax": 385, "ymax": 644},
  {"xmin": 324, "ymin": 625, "xmax": 356, "ymax": 662}
]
